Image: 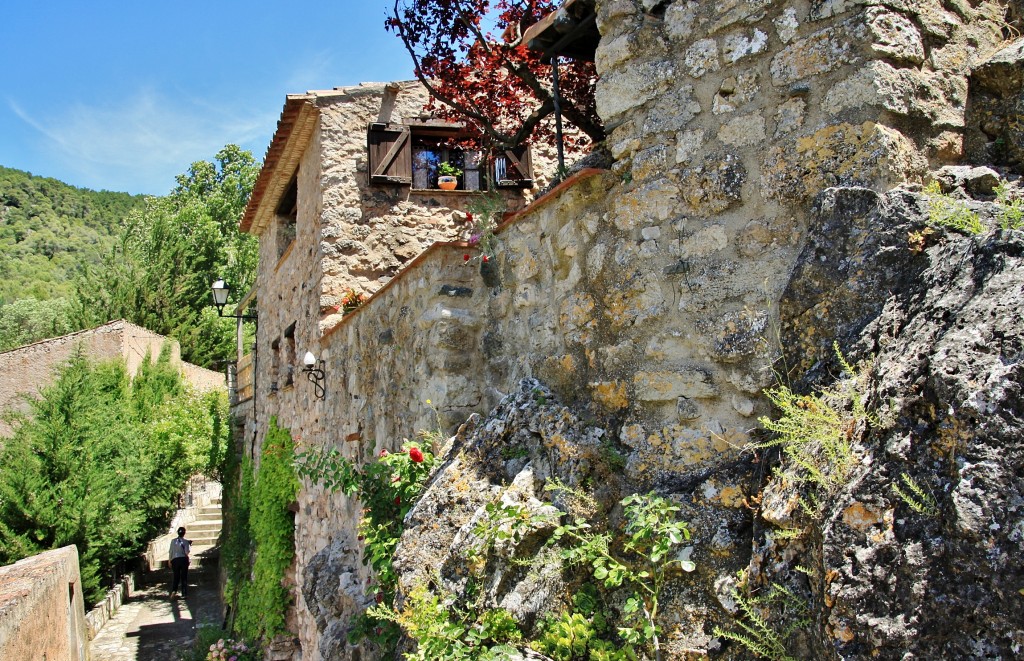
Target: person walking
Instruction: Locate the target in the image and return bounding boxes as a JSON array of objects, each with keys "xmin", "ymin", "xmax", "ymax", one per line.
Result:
[{"xmin": 169, "ymin": 527, "xmax": 192, "ymax": 598}]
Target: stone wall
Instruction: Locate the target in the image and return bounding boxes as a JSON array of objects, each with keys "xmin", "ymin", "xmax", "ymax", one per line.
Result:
[
  {"xmin": 239, "ymin": 1, "xmax": 1017, "ymax": 658},
  {"xmin": 244, "ymin": 81, "xmax": 551, "ymax": 656},
  {"xmin": 0, "ymin": 319, "xmax": 224, "ymax": 436},
  {"xmin": 0, "ymin": 546, "xmax": 88, "ymax": 661}
]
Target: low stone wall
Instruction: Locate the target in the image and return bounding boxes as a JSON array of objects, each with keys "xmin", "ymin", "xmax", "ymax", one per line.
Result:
[
  {"xmin": 0, "ymin": 545, "xmax": 88, "ymax": 661},
  {"xmin": 84, "ymin": 572, "xmax": 137, "ymax": 641}
]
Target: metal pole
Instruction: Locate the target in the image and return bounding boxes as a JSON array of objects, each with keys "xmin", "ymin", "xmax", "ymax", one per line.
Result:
[{"xmin": 550, "ymin": 55, "xmax": 566, "ymax": 178}]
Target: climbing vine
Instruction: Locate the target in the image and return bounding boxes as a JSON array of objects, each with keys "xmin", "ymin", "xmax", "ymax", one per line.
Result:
[{"xmin": 224, "ymin": 417, "xmax": 299, "ymax": 644}]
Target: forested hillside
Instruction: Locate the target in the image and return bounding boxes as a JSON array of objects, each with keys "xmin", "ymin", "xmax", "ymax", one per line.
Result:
[
  {"xmin": 0, "ymin": 147, "xmax": 258, "ymax": 366},
  {"xmin": 0, "ymin": 166, "xmax": 144, "ymax": 303}
]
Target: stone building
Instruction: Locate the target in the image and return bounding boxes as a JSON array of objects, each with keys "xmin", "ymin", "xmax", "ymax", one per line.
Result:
[
  {"xmin": 0, "ymin": 319, "xmax": 224, "ymax": 436},
  {"xmin": 235, "ymin": 1, "xmax": 1022, "ymax": 658},
  {"xmin": 232, "ymin": 80, "xmax": 550, "ymax": 649}
]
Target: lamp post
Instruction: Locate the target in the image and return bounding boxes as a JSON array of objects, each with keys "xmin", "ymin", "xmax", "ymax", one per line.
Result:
[
  {"xmin": 302, "ymin": 351, "xmax": 326, "ymax": 401},
  {"xmin": 211, "ymin": 279, "xmax": 257, "ymax": 321}
]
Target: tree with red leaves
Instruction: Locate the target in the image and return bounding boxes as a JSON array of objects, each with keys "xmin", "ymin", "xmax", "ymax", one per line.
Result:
[{"xmin": 386, "ymin": 0, "xmax": 604, "ymax": 151}]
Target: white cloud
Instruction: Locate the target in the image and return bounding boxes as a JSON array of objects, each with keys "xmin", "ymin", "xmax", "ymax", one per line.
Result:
[{"xmin": 9, "ymin": 89, "xmax": 277, "ymax": 194}]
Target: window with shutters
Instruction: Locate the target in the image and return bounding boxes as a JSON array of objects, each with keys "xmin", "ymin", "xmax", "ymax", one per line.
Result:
[{"xmin": 367, "ymin": 120, "xmax": 534, "ymax": 190}]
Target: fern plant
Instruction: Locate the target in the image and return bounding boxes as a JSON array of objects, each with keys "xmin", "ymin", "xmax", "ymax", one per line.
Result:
[
  {"xmin": 752, "ymin": 343, "xmax": 874, "ymax": 493},
  {"xmin": 891, "ymin": 472, "xmax": 938, "ymax": 516},
  {"xmin": 924, "ymin": 181, "xmax": 984, "ymax": 235},
  {"xmin": 713, "ymin": 581, "xmax": 808, "ymax": 661}
]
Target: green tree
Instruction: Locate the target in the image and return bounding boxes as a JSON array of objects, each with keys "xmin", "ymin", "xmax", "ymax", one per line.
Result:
[
  {"xmin": 0, "ymin": 297, "xmax": 77, "ymax": 351},
  {"xmin": 74, "ymin": 145, "xmax": 259, "ymax": 367},
  {"xmin": 0, "ymin": 350, "xmax": 228, "ymax": 603}
]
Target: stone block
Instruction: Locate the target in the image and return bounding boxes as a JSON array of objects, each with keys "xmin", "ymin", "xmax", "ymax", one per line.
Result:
[
  {"xmin": 722, "ymin": 28, "xmax": 769, "ymax": 63},
  {"xmin": 718, "ymin": 113, "xmax": 766, "ymax": 147},
  {"xmin": 770, "ymin": 22, "xmax": 864, "ymax": 85},
  {"xmin": 634, "ymin": 368, "xmax": 717, "ymax": 402},
  {"xmin": 712, "ymin": 72, "xmax": 760, "ymax": 114},
  {"xmin": 596, "ymin": 59, "xmax": 675, "ymax": 126},
  {"xmin": 684, "ymin": 39, "xmax": 721, "ymax": 78},
  {"xmin": 774, "ymin": 7, "xmax": 800, "ymax": 43},
  {"xmin": 825, "ymin": 62, "xmax": 968, "ymax": 128},
  {"xmin": 865, "ymin": 7, "xmax": 925, "ymax": 64},
  {"xmin": 761, "ymin": 122, "xmax": 926, "ymax": 201},
  {"xmin": 675, "ymin": 152, "xmax": 746, "ymax": 215}
]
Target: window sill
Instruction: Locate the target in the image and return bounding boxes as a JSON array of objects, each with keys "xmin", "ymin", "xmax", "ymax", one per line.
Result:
[
  {"xmin": 274, "ymin": 241, "xmax": 296, "ymax": 273},
  {"xmin": 410, "ymin": 188, "xmax": 485, "ymax": 195}
]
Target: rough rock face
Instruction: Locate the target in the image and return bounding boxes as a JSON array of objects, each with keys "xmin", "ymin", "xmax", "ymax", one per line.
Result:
[
  {"xmin": 302, "ymin": 536, "xmax": 370, "ymax": 661},
  {"xmin": 750, "ymin": 186, "xmax": 1024, "ymax": 659},
  {"xmin": 393, "ymin": 380, "xmax": 626, "ymax": 620},
  {"xmin": 965, "ymin": 38, "xmax": 1024, "ymax": 172},
  {"xmin": 392, "ymin": 379, "xmax": 757, "ymax": 659}
]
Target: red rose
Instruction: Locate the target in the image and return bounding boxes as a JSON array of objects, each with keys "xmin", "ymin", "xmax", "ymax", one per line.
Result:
[
  {"xmin": 482, "ymin": 255, "xmax": 489, "ymax": 263},
  {"xmin": 463, "ymin": 254, "xmax": 470, "ymax": 262},
  {"xmin": 465, "ymin": 212, "xmax": 473, "ymax": 223},
  {"xmin": 394, "ymin": 496, "xmax": 401, "ymax": 505},
  {"xmin": 409, "ymin": 447, "xmax": 425, "ymax": 463}
]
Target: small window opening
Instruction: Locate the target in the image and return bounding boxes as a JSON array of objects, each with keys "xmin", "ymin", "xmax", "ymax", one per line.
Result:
[
  {"xmin": 283, "ymin": 322, "xmax": 296, "ymax": 387},
  {"xmin": 276, "ymin": 174, "xmax": 298, "ymax": 260}
]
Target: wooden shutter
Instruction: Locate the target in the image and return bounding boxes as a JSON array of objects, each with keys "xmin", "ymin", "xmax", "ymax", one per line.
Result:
[
  {"xmin": 367, "ymin": 123, "xmax": 412, "ymax": 185},
  {"xmin": 495, "ymin": 145, "xmax": 534, "ymax": 188}
]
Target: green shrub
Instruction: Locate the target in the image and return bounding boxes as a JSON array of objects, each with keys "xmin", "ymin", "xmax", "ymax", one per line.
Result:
[
  {"xmin": 924, "ymin": 181, "xmax": 984, "ymax": 235},
  {"xmin": 713, "ymin": 580, "xmax": 808, "ymax": 661},
  {"xmin": 295, "ymin": 435, "xmax": 436, "ymax": 650},
  {"xmin": 752, "ymin": 343, "xmax": 873, "ymax": 493},
  {"xmin": 995, "ymin": 180, "xmax": 1024, "ymax": 230},
  {"xmin": 0, "ymin": 350, "xmax": 222, "ymax": 604}
]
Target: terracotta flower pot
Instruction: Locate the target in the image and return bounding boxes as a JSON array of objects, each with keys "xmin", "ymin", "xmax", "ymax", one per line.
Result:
[{"xmin": 437, "ymin": 176, "xmax": 458, "ymax": 190}]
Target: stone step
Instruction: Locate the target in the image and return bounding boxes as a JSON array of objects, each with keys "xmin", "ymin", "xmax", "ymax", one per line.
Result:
[
  {"xmin": 194, "ymin": 513, "xmax": 222, "ymax": 521},
  {"xmin": 185, "ymin": 521, "xmax": 222, "ymax": 532},
  {"xmin": 188, "ymin": 535, "xmax": 220, "ymax": 545}
]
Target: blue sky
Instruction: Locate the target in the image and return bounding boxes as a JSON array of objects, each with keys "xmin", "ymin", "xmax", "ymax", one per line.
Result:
[{"xmin": 1, "ymin": 1, "xmax": 415, "ymax": 195}]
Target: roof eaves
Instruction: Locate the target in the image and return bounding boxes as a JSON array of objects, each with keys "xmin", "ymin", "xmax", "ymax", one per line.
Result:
[{"xmin": 239, "ymin": 93, "xmax": 318, "ymax": 235}]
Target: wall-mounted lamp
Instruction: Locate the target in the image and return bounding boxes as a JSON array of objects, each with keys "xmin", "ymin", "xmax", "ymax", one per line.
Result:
[
  {"xmin": 211, "ymin": 279, "xmax": 257, "ymax": 321},
  {"xmin": 302, "ymin": 351, "xmax": 326, "ymax": 400}
]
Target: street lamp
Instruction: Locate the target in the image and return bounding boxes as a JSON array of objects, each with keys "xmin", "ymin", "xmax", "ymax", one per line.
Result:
[
  {"xmin": 210, "ymin": 279, "xmax": 257, "ymax": 321},
  {"xmin": 302, "ymin": 351, "xmax": 326, "ymax": 400}
]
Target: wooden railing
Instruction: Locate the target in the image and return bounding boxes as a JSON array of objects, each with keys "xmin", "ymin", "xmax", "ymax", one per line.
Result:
[{"xmin": 235, "ymin": 353, "xmax": 254, "ymax": 403}]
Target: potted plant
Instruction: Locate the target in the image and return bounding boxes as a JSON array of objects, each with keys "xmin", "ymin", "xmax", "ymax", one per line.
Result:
[{"xmin": 436, "ymin": 161, "xmax": 462, "ymax": 190}]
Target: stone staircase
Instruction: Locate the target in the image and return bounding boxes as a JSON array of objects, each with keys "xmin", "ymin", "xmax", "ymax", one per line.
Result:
[
  {"xmin": 147, "ymin": 490, "xmax": 223, "ymax": 570},
  {"xmin": 184, "ymin": 500, "xmax": 222, "ymax": 566}
]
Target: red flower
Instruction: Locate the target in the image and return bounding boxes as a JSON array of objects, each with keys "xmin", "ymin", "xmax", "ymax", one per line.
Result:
[
  {"xmin": 465, "ymin": 212, "xmax": 473, "ymax": 223},
  {"xmin": 394, "ymin": 496, "xmax": 401, "ymax": 505},
  {"xmin": 482, "ymin": 255, "xmax": 490, "ymax": 263},
  {"xmin": 463, "ymin": 254, "xmax": 470, "ymax": 262},
  {"xmin": 409, "ymin": 447, "xmax": 425, "ymax": 463},
  {"xmin": 379, "ymin": 449, "xmax": 388, "ymax": 458}
]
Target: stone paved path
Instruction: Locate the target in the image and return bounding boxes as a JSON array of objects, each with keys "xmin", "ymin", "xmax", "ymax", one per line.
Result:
[{"xmin": 88, "ymin": 565, "xmax": 222, "ymax": 661}]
